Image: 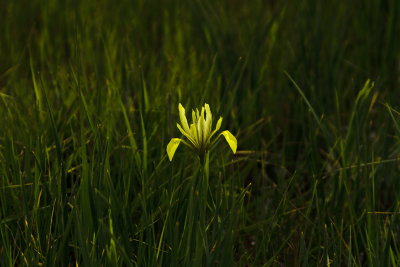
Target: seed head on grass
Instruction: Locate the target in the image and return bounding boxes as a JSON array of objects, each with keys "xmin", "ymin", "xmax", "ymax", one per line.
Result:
[{"xmin": 167, "ymin": 103, "xmax": 237, "ymax": 161}]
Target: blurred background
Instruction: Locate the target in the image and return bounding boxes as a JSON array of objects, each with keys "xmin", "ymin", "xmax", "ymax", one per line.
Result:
[{"xmin": 1, "ymin": 0, "xmax": 400, "ymax": 265}]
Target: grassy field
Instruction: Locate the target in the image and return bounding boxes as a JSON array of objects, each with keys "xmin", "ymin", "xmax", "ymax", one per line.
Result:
[{"xmin": 1, "ymin": 0, "xmax": 400, "ymax": 265}]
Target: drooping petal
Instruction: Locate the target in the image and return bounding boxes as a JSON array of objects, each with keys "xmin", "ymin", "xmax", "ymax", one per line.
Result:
[
  {"xmin": 178, "ymin": 103, "xmax": 190, "ymax": 133},
  {"xmin": 167, "ymin": 103, "xmax": 238, "ymax": 162},
  {"xmin": 220, "ymin": 130, "xmax": 237, "ymax": 154},
  {"xmin": 166, "ymin": 138, "xmax": 181, "ymax": 161}
]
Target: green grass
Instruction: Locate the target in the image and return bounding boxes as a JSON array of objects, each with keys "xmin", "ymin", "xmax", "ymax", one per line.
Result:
[{"xmin": 1, "ymin": 0, "xmax": 400, "ymax": 265}]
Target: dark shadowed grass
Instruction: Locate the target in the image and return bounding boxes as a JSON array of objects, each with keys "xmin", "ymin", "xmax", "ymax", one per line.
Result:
[{"xmin": 1, "ymin": 0, "xmax": 400, "ymax": 265}]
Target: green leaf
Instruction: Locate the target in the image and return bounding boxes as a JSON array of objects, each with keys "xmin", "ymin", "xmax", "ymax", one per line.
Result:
[
  {"xmin": 221, "ymin": 130, "xmax": 237, "ymax": 154},
  {"xmin": 167, "ymin": 138, "xmax": 181, "ymax": 161}
]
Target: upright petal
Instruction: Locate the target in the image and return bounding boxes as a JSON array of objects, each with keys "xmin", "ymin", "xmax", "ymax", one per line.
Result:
[
  {"xmin": 204, "ymin": 103, "xmax": 212, "ymax": 140},
  {"xmin": 198, "ymin": 107, "xmax": 205, "ymax": 146},
  {"xmin": 197, "ymin": 118, "xmax": 202, "ymax": 146},
  {"xmin": 178, "ymin": 103, "xmax": 190, "ymax": 133},
  {"xmin": 177, "ymin": 123, "xmax": 197, "ymax": 146},
  {"xmin": 166, "ymin": 138, "xmax": 181, "ymax": 161},
  {"xmin": 196, "ymin": 108, "xmax": 200, "ymax": 121},
  {"xmin": 192, "ymin": 110, "xmax": 197, "ymax": 125},
  {"xmin": 190, "ymin": 123, "xmax": 199, "ymax": 147},
  {"xmin": 207, "ymin": 116, "xmax": 223, "ymax": 143},
  {"xmin": 214, "ymin": 116, "xmax": 222, "ymax": 132}
]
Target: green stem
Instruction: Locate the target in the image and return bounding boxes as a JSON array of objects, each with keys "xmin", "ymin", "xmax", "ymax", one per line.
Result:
[
  {"xmin": 201, "ymin": 152, "xmax": 210, "ymax": 261},
  {"xmin": 193, "ymin": 151, "xmax": 210, "ymax": 265}
]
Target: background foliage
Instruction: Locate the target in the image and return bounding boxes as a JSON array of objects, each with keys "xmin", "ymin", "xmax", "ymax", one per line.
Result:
[{"xmin": 1, "ymin": 0, "xmax": 400, "ymax": 265}]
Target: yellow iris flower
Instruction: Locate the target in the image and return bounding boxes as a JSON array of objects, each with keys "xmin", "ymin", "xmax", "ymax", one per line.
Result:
[{"xmin": 167, "ymin": 103, "xmax": 237, "ymax": 161}]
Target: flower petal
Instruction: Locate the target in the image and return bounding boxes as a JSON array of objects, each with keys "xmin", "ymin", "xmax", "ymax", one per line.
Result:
[
  {"xmin": 220, "ymin": 130, "xmax": 237, "ymax": 154},
  {"xmin": 207, "ymin": 116, "xmax": 223, "ymax": 143},
  {"xmin": 178, "ymin": 103, "xmax": 190, "ymax": 133},
  {"xmin": 214, "ymin": 116, "xmax": 222, "ymax": 132},
  {"xmin": 192, "ymin": 110, "xmax": 197, "ymax": 124},
  {"xmin": 177, "ymin": 123, "xmax": 197, "ymax": 146},
  {"xmin": 198, "ymin": 107, "xmax": 205, "ymax": 145},
  {"xmin": 166, "ymin": 138, "xmax": 181, "ymax": 161},
  {"xmin": 190, "ymin": 123, "xmax": 199, "ymax": 147},
  {"xmin": 204, "ymin": 103, "xmax": 212, "ymax": 137}
]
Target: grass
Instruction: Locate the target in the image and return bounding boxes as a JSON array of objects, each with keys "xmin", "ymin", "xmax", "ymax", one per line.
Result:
[{"xmin": 1, "ymin": 0, "xmax": 400, "ymax": 265}]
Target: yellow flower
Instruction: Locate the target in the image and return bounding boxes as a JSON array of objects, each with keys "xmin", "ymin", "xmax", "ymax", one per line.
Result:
[{"xmin": 167, "ymin": 103, "xmax": 237, "ymax": 161}]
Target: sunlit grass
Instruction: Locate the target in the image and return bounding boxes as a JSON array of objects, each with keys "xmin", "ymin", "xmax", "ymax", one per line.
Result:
[{"xmin": 1, "ymin": 0, "xmax": 400, "ymax": 265}]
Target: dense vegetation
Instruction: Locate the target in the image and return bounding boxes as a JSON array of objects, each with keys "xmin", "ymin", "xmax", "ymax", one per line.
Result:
[{"xmin": 1, "ymin": 0, "xmax": 400, "ymax": 265}]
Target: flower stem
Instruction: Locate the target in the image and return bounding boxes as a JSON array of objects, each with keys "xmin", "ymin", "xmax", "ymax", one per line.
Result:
[{"xmin": 193, "ymin": 151, "xmax": 210, "ymax": 265}]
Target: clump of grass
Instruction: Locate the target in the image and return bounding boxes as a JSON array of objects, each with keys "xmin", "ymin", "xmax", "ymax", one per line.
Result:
[{"xmin": 1, "ymin": 0, "xmax": 400, "ymax": 266}]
